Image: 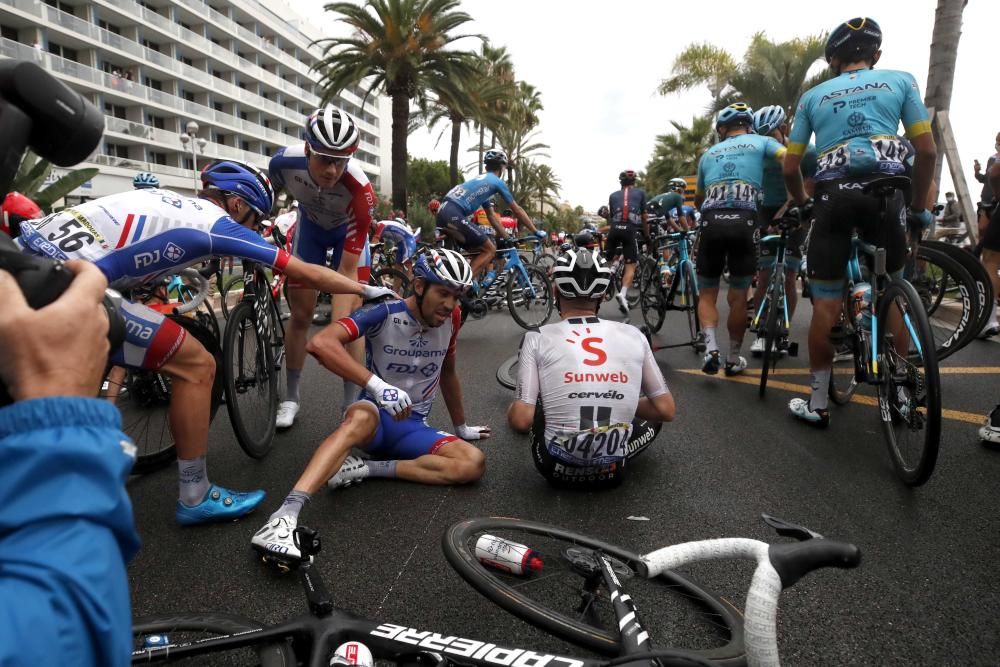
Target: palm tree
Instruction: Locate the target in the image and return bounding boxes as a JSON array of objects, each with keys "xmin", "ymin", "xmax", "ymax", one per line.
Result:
[
  {"xmin": 313, "ymin": 0, "xmax": 483, "ymax": 211},
  {"xmin": 475, "ymin": 41, "xmax": 515, "ymax": 171},
  {"xmin": 643, "ymin": 115, "xmax": 715, "ymax": 195},
  {"xmin": 658, "ymin": 43, "xmax": 736, "ymax": 103},
  {"xmin": 925, "ymin": 0, "xmax": 968, "ymax": 183},
  {"xmin": 529, "ymin": 163, "xmax": 561, "ymax": 217},
  {"xmin": 492, "ymin": 123, "xmax": 549, "ymax": 193}
]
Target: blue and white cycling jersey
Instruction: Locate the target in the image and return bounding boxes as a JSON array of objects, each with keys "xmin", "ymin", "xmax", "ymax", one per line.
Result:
[
  {"xmin": 374, "ymin": 219, "xmax": 418, "ymax": 264},
  {"xmin": 443, "ymin": 173, "xmax": 514, "ymax": 216},
  {"xmin": 696, "ymin": 134, "xmax": 786, "ymax": 212},
  {"xmin": 337, "ymin": 299, "xmax": 461, "ymax": 418},
  {"xmin": 16, "ymin": 188, "xmax": 287, "ymax": 290},
  {"xmin": 787, "ymin": 68, "xmax": 932, "ymax": 182}
]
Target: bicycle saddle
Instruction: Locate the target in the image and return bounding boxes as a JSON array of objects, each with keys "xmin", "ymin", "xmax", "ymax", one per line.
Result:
[{"xmin": 861, "ymin": 175, "xmax": 911, "ymax": 196}]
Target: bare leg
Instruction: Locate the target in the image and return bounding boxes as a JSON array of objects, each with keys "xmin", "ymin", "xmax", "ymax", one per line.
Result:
[
  {"xmin": 394, "ymin": 440, "xmax": 485, "ymax": 485},
  {"xmin": 292, "ymin": 404, "xmax": 378, "ymax": 495}
]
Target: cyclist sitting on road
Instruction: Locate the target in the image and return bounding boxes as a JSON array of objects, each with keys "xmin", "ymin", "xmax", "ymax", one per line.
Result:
[
  {"xmin": 749, "ymin": 105, "xmax": 818, "ymax": 357},
  {"xmin": 695, "ymin": 102, "xmax": 787, "ymax": 377},
  {"xmin": 605, "ymin": 169, "xmax": 649, "ymax": 314},
  {"xmin": 783, "ymin": 17, "xmax": 937, "ymax": 427},
  {"xmin": 132, "ymin": 171, "xmax": 160, "ymax": 190},
  {"xmin": 268, "ymin": 105, "xmax": 376, "ymax": 428},
  {"xmin": 251, "ymin": 248, "xmax": 489, "ymax": 566},
  {"xmin": 507, "ymin": 248, "xmax": 675, "ymax": 490},
  {"xmin": 435, "ymin": 149, "xmax": 544, "ymax": 291},
  {"xmin": 13, "ymin": 160, "xmax": 393, "ymax": 526}
]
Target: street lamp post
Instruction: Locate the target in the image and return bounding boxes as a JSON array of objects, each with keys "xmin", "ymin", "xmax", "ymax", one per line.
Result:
[{"xmin": 179, "ymin": 120, "xmax": 207, "ymax": 192}]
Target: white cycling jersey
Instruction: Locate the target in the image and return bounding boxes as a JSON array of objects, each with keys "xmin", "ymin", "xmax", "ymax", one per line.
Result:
[{"xmin": 515, "ymin": 316, "xmax": 668, "ymax": 467}]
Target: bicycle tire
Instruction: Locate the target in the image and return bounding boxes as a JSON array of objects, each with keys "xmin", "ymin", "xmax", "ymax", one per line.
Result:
[
  {"xmin": 507, "ymin": 265, "xmax": 554, "ymax": 330},
  {"xmin": 220, "ymin": 276, "xmax": 245, "ymax": 321},
  {"xmin": 682, "ymin": 263, "xmax": 701, "ymax": 351},
  {"xmin": 443, "ymin": 517, "xmax": 745, "ymax": 666},
  {"xmin": 758, "ymin": 279, "xmax": 782, "ymax": 398},
  {"xmin": 132, "ymin": 612, "xmax": 294, "ymax": 666},
  {"xmin": 923, "ymin": 240, "xmax": 995, "ymax": 337},
  {"xmin": 627, "ymin": 258, "xmax": 653, "ymax": 309},
  {"xmin": 108, "ymin": 316, "xmax": 224, "ymax": 475},
  {"xmin": 534, "ymin": 252, "xmax": 557, "ymax": 273},
  {"xmin": 370, "ymin": 267, "xmax": 412, "ymax": 297},
  {"xmin": 496, "ymin": 354, "xmax": 519, "ymax": 390},
  {"xmin": 876, "ymin": 280, "xmax": 942, "ymax": 486},
  {"xmin": 640, "ymin": 267, "xmax": 667, "ymax": 333},
  {"xmin": 912, "ymin": 245, "xmax": 977, "ymax": 360},
  {"xmin": 828, "ymin": 292, "xmax": 860, "ymax": 407},
  {"xmin": 223, "ymin": 301, "xmax": 277, "ymax": 459}
]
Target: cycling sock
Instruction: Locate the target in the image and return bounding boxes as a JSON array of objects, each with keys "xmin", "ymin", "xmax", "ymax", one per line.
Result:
[
  {"xmin": 178, "ymin": 456, "xmax": 210, "ymax": 506},
  {"xmin": 703, "ymin": 327, "xmax": 719, "ymax": 352},
  {"xmin": 285, "ymin": 368, "xmax": 302, "ymax": 403},
  {"xmin": 272, "ymin": 490, "xmax": 311, "ymax": 521},
  {"xmin": 342, "ymin": 380, "xmax": 362, "ymax": 413},
  {"xmin": 808, "ymin": 368, "xmax": 832, "ymax": 412},
  {"xmin": 728, "ymin": 336, "xmax": 744, "ymax": 363},
  {"xmin": 366, "ymin": 460, "xmax": 397, "ymax": 478}
]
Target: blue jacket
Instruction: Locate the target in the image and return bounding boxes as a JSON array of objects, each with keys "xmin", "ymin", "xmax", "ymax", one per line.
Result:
[{"xmin": 0, "ymin": 398, "xmax": 140, "ymax": 667}]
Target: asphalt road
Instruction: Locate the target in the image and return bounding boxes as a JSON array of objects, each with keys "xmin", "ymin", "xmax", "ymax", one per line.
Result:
[{"xmin": 126, "ymin": 292, "xmax": 1000, "ymax": 666}]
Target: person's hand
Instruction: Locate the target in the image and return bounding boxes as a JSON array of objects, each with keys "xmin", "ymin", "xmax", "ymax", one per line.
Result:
[
  {"xmin": 908, "ymin": 207, "xmax": 934, "ymax": 230},
  {"xmin": 361, "ymin": 284, "xmax": 398, "ymax": 301},
  {"xmin": 366, "ymin": 375, "xmax": 412, "ymax": 420},
  {"xmin": 0, "ymin": 260, "xmax": 110, "ymax": 401},
  {"xmin": 974, "ymin": 159, "xmax": 981, "ymax": 174},
  {"xmin": 455, "ymin": 423, "xmax": 491, "ymax": 441}
]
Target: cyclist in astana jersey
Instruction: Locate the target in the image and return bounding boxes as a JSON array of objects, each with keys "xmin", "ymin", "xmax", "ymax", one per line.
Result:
[
  {"xmin": 436, "ymin": 149, "xmax": 543, "ymax": 285},
  {"xmin": 15, "ymin": 160, "xmax": 392, "ymax": 526},
  {"xmin": 694, "ymin": 103, "xmax": 786, "ymax": 377},
  {"xmin": 268, "ymin": 105, "xmax": 376, "ymax": 428},
  {"xmin": 750, "ymin": 105, "xmax": 818, "ymax": 357},
  {"xmin": 783, "ymin": 17, "xmax": 937, "ymax": 427},
  {"xmin": 251, "ymin": 249, "xmax": 489, "ymax": 566},
  {"xmin": 508, "ymin": 248, "xmax": 674, "ymax": 490},
  {"xmin": 604, "ymin": 169, "xmax": 648, "ymax": 314}
]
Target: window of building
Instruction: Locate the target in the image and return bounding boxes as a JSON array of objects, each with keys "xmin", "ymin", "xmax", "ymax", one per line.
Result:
[
  {"xmin": 98, "ymin": 19, "xmax": 121, "ymax": 35},
  {"xmin": 212, "ymin": 70, "xmax": 225, "ymax": 80},
  {"xmin": 179, "ymin": 21, "xmax": 192, "ymax": 31},
  {"xmin": 182, "ymin": 90, "xmax": 195, "ymax": 102},
  {"xmin": 212, "ymin": 101, "xmax": 223, "ymax": 112},
  {"xmin": 237, "ymin": 81, "xmax": 247, "ymax": 90},
  {"xmin": 47, "ymin": 42, "xmax": 79, "ymax": 62},
  {"xmin": 262, "ymin": 119, "xmax": 270, "ymax": 129},
  {"xmin": 45, "ymin": 0, "xmax": 75, "ymax": 15},
  {"xmin": 178, "ymin": 54, "xmax": 193, "ymax": 66},
  {"xmin": 183, "ymin": 157, "xmax": 194, "ymax": 170},
  {"xmin": 146, "ymin": 114, "xmax": 166, "ymax": 129},
  {"xmin": 144, "ymin": 77, "xmax": 163, "ymax": 91},
  {"xmin": 240, "ymin": 140, "xmax": 250, "ymax": 152},
  {"xmin": 149, "ymin": 151, "xmax": 167, "ymax": 166},
  {"xmin": 103, "ymin": 103, "xmax": 127, "ymax": 119},
  {"xmin": 214, "ymin": 132, "xmax": 228, "ymax": 145},
  {"xmin": 239, "ymin": 111, "xmax": 248, "ymax": 121},
  {"xmin": 142, "ymin": 38, "xmax": 161, "ymax": 53},
  {"xmin": 1, "ymin": 25, "xmax": 17, "ymax": 41},
  {"xmin": 262, "ymin": 146, "xmax": 273, "ymax": 157},
  {"xmin": 106, "ymin": 142, "xmax": 130, "ymax": 158}
]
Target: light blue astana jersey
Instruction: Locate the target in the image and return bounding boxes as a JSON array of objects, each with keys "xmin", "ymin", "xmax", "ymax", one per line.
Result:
[{"xmin": 696, "ymin": 133, "xmax": 786, "ymax": 211}]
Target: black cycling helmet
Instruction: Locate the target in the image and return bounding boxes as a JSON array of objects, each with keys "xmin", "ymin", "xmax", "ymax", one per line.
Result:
[
  {"xmin": 825, "ymin": 18, "xmax": 882, "ymax": 65},
  {"xmin": 619, "ymin": 170, "xmax": 637, "ymax": 186},
  {"xmin": 552, "ymin": 248, "xmax": 611, "ymax": 300},
  {"xmin": 597, "ymin": 205, "xmax": 610, "ymax": 219},
  {"xmin": 574, "ymin": 231, "xmax": 597, "ymax": 249}
]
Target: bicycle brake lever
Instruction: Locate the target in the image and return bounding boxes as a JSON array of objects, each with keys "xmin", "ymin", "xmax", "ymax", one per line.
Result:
[{"xmin": 761, "ymin": 513, "xmax": 824, "ymax": 541}]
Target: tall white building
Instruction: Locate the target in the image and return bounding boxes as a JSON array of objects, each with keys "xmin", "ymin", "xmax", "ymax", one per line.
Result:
[{"xmin": 0, "ymin": 0, "xmax": 391, "ymax": 203}]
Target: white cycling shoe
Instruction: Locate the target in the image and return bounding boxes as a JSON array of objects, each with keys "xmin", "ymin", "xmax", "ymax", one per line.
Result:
[
  {"xmin": 251, "ymin": 515, "xmax": 306, "ymax": 569},
  {"xmin": 327, "ymin": 455, "xmax": 370, "ymax": 490},
  {"xmin": 724, "ymin": 356, "xmax": 748, "ymax": 376},
  {"xmin": 750, "ymin": 337, "xmax": 766, "ymax": 356},
  {"xmin": 276, "ymin": 401, "xmax": 299, "ymax": 429},
  {"xmin": 979, "ymin": 405, "xmax": 1000, "ymax": 445}
]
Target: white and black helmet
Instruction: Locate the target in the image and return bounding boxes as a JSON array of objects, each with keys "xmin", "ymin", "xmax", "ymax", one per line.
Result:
[
  {"xmin": 552, "ymin": 248, "xmax": 612, "ymax": 300},
  {"xmin": 304, "ymin": 105, "xmax": 360, "ymax": 156},
  {"xmin": 483, "ymin": 149, "xmax": 508, "ymax": 166},
  {"xmin": 413, "ymin": 248, "xmax": 474, "ymax": 291},
  {"xmin": 669, "ymin": 177, "xmax": 687, "ymax": 192},
  {"xmin": 753, "ymin": 105, "xmax": 787, "ymax": 137}
]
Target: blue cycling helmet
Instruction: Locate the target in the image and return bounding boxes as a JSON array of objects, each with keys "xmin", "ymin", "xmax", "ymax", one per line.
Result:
[
  {"xmin": 753, "ymin": 105, "xmax": 787, "ymax": 137},
  {"xmin": 133, "ymin": 172, "xmax": 160, "ymax": 189},
  {"xmin": 715, "ymin": 103, "xmax": 754, "ymax": 129},
  {"xmin": 412, "ymin": 248, "xmax": 474, "ymax": 291},
  {"xmin": 200, "ymin": 160, "xmax": 274, "ymax": 216}
]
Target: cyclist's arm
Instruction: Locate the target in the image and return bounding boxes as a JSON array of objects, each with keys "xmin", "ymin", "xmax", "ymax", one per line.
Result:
[
  {"xmin": 694, "ymin": 156, "xmax": 707, "ymax": 209},
  {"xmin": 282, "ymin": 256, "xmax": 365, "ymax": 297},
  {"xmin": 908, "ymin": 131, "xmax": 937, "ymax": 211},
  {"xmin": 634, "ymin": 343, "xmax": 674, "ymax": 422},
  {"xmin": 510, "ymin": 201, "xmax": 538, "ymax": 234},
  {"xmin": 306, "ymin": 302, "xmax": 386, "ymax": 386},
  {"xmin": 782, "ymin": 151, "xmax": 808, "ymax": 206},
  {"xmin": 485, "ymin": 205, "xmax": 508, "ymax": 238},
  {"xmin": 507, "ymin": 333, "xmax": 540, "ymax": 433}
]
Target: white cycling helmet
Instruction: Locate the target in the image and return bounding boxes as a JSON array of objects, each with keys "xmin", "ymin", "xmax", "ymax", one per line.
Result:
[
  {"xmin": 413, "ymin": 247, "xmax": 474, "ymax": 291},
  {"xmin": 753, "ymin": 105, "xmax": 787, "ymax": 137},
  {"xmin": 304, "ymin": 105, "xmax": 360, "ymax": 156},
  {"xmin": 552, "ymin": 248, "xmax": 612, "ymax": 300},
  {"xmin": 669, "ymin": 177, "xmax": 687, "ymax": 192}
]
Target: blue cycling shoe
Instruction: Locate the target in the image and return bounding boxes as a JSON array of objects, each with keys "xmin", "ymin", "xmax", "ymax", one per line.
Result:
[{"xmin": 175, "ymin": 484, "xmax": 265, "ymax": 526}]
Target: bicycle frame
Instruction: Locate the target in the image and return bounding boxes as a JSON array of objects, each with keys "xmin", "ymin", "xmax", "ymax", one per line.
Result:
[{"xmin": 751, "ymin": 231, "xmax": 789, "ymax": 333}]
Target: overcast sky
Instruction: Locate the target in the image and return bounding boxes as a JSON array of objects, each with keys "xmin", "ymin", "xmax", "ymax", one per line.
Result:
[{"xmin": 294, "ymin": 0, "xmax": 995, "ymax": 209}]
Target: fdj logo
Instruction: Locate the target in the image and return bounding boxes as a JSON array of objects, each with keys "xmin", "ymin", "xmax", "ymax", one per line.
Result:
[
  {"xmin": 163, "ymin": 242, "xmax": 185, "ymax": 262},
  {"xmin": 420, "ymin": 362, "xmax": 438, "ymax": 378},
  {"xmin": 386, "ymin": 362, "xmax": 417, "ymax": 374},
  {"xmin": 382, "ymin": 388, "xmax": 399, "ymax": 401}
]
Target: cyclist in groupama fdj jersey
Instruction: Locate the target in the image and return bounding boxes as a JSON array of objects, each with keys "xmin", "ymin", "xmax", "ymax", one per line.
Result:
[
  {"xmin": 695, "ymin": 103, "xmax": 787, "ymax": 377},
  {"xmin": 783, "ymin": 17, "xmax": 937, "ymax": 427},
  {"xmin": 508, "ymin": 248, "xmax": 674, "ymax": 490},
  {"xmin": 14, "ymin": 160, "xmax": 393, "ymax": 525},
  {"xmin": 436, "ymin": 149, "xmax": 544, "ymax": 287},
  {"xmin": 268, "ymin": 105, "xmax": 376, "ymax": 428}
]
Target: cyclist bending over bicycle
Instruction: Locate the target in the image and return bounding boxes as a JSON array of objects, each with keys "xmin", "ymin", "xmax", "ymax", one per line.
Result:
[
  {"xmin": 373, "ymin": 217, "xmax": 418, "ymax": 274},
  {"xmin": 251, "ymin": 248, "xmax": 489, "ymax": 566},
  {"xmin": 14, "ymin": 160, "xmax": 394, "ymax": 526},
  {"xmin": 783, "ymin": 17, "xmax": 937, "ymax": 427},
  {"xmin": 507, "ymin": 248, "xmax": 675, "ymax": 490}
]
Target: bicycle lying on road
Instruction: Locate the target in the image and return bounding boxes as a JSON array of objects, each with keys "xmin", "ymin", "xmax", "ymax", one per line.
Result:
[{"xmin": 132, "ymin": 514, "xmax": 860, "ymax": 666}]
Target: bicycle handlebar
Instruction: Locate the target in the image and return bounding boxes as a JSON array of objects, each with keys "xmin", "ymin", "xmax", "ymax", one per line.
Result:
[{"xmin": 171, "ymin": 268, "xmax": 210, "ymax": 315}]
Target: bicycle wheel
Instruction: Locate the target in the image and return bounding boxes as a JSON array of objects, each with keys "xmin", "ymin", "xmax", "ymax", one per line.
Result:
[
  {"xmin": 758, "ymin": 281, "xmax": 782, "ymax": 398},
  {"xmin": 875, "ymin": 280, "xmax": 942, "ymax": 486},
  {"xmin": 828, "ymin": 293, "xmax": 861, "ymax": 406},
  {"xmin": 105, "ymin": 316, "xmax": 224, "ymax": 475},
  {"xmin": 496, "ymin": 354, "xmax": 519, "ymax": 390},
  {"xmin": 923, "ymin": 240, "xmax": 995, "ymax": 337},
  {"xmin": 681, "ymin": 263, "xmax": 701, "ymax": 350},
  {"xmin": 370, "ymin": 267, "xmax": 412, "ymax": 297},
  {"xmin": 223, "ymin": 301, "xmax": 277, "ymax": 459},
  {"xmin": 627, "ymin": 258, "xmax": 653, "ymax": 308},
  {"xmin": 912, "ymin": 245, "xmax": 977, "ymax": 360},
  {"xmin": 132, "ymin": 612, "xmax": 294, "ymax": 666},
  {"xmin": 640, "ymin": 271, "xmax": 667, "ymax": 333},
  {"xmin": 507, "ymin": 266, "xmax": 554, "ymax": 330},
  {"xmin": 443, "ymin": 517, "xmax": 745, "ymax": 666},
  {"xmin": 534, "ymin": 252, "xmax": 557, "ymax": 273},
  {"xmin": 220, "ymin": 276, "xmax": 245, "ymax": 321}
]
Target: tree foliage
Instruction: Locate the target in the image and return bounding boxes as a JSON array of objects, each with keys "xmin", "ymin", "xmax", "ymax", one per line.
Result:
[
  {"xmin": 643, "ymin": 116, "xmax": 714, "ymax": 195},
  {"xmin": 12, "ymin": 150, "xmax": 99, "ymax": 213}
]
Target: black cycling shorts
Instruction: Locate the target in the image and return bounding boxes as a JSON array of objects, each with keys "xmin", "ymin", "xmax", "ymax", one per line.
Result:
[
  {"xmin": 757, "ymin": 204, "xmax": 805, "ymax": 266},
  {"xmin": 435, "ymin": 201, "xmax": 489, "ymax": 249},
  {"xmin": 605, "ymin": 223, "xmax": 639, "ymax": 263},
  {"xmin": 982, "ymin": 204, "xmax": 1000, "ymax": 253},
  {"xmin": 695, "ymin": 209, "xmax": 758, "ymax": 286},
  {"xmin": 805, "ymin": 178, "xmax": 907, "ymax": 289}
]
